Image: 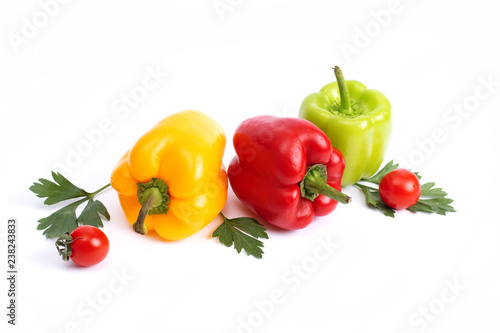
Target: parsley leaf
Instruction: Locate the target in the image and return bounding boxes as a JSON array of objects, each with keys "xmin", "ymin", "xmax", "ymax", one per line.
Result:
[
  {"xmin": 354, "ymin": 183, "xmax": 395, "ymax": 217},
  {"xmin": 361, "ymin": 160, "xmax": 399, "ymax": 184},
  {"xmin": 36, "ymin": 199, "xmax": 85, "ymax": 238},
  {"xmin": 416, "ymin": 182, "xmax": 448, "ymax": 198},
  {"xmin": 212, "ymin": 214, "xmax": 269, "ymax": 259},
  {"xmin": 406, "ymin": 182, "xmax": 456, "ymax": 215},
  {"xmin": 77, "ymin": 198, "xmax": 111, "ymax": 228},
  {"xmin": 30, "ymin": 173, "xmax": 111, "ymax": 238},
  {"xmin": 30, "ymin": 172, "xmax": 89, "ymax": 205}
]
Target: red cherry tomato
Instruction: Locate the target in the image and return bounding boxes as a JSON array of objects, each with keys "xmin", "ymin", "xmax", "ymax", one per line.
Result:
[
  {"xmin": 69, "ymin": 226, "xmax": 109, "ymax": 266},
  {"xmin": 379, "ymin": 169, "xmax": 421, "ymax": 210}
]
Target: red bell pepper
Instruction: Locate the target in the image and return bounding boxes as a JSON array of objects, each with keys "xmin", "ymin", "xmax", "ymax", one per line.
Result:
[{"xmin": 228, "ymin": 116, "xmax": 351, "ymax": 230}]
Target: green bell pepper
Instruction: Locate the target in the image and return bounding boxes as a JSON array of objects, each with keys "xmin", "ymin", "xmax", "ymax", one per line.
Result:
[{"xmin": 299, "ymin": 66, "xmax": 392, "ymax": 186}]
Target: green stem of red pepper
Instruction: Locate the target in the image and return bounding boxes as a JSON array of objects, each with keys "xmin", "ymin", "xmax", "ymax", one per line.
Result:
[{"xmin": 300, "ymin": 164, "xmax": 351, "ymax": 204}]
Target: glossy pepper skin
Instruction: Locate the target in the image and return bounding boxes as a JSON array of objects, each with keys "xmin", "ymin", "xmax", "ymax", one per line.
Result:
[
  {"xmin": 110, "ymin": 110, "xmax": 228, "ymax": 240},
  {"xmin": 299, "ymin": 67, "xmax": 392, "ymax": 186},
  {"xmin": 228, "ymin": 116, "xmax": 351, "ymax": 230}
]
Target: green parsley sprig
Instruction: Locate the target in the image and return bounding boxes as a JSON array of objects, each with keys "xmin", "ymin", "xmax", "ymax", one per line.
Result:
[
  {"xmin": 353, "ymin": 161, "xmax": 456, "ymax": 217},
  {"xmin": 212, "ymin": 213, "xmax": 269, "ymax": 259},
  {"xmin": 29, "ymin": 172, "xmax": 111, "ymax": 238}
]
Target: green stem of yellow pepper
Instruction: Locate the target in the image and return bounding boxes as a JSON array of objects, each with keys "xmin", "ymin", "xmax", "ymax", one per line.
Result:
[{"xmin": 133, "ymin": 178, "xmax": 170, "ymax": 235}]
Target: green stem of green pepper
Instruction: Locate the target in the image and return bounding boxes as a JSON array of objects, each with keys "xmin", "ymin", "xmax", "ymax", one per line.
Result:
[{"xmin": 334, "ymin": 66, "xmax": 352, "ymax": 116}]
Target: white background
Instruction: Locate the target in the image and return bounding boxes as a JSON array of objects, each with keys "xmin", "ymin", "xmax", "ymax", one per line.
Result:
[{"xmin": 1, "ymin": 1, "xmax": 499, "ymax": 332}]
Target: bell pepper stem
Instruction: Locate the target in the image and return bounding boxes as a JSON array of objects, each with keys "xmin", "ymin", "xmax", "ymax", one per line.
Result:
[
  {"xmin": 133, "ymin": 178, "xmax": 170, "ymax": 235},
  {"xmin": 133, "ymin": 193, "xmax": 156, "ymax": 235},
  {"xmin": 300, "ymin": 164, "xmax": 351, "ymax": 204},
  {"xmin": 334, "ymin": 66, "xmax": 352, "ymax": 116}
]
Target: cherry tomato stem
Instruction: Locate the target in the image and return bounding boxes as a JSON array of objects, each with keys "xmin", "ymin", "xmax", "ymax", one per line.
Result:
[{"xmin": 55, "ymin": 226, "xmax": 109, "ymax": 267}]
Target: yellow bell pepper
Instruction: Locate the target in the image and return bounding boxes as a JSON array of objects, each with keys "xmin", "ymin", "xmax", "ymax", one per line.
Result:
[{"xmin": 110, "ymin": 110, "xmax": 228, "ymax": 240}]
